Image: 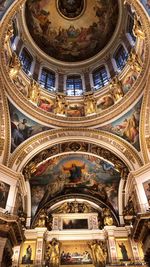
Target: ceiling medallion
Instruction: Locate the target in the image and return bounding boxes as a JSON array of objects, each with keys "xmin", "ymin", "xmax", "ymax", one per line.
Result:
[{"xmin": 57, "ymin": 0, "xmax": 86, "ymax": 20}]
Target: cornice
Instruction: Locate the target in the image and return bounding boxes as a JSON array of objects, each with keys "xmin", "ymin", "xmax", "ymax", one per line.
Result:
[
  {"xmin": 129, "ymin": 162, "xmax": 150, "ymax": 178},
  {"xmin": 0, "ymin": 163, "xmax": 22, "ymax": 180}
]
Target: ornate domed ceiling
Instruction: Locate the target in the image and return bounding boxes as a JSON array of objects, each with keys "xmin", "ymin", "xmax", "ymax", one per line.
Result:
[{"xmin": 25, "ymin": 0, "xmax": 119, "ymax": 62}]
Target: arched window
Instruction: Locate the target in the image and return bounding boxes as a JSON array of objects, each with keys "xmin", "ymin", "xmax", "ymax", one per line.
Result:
[
  {"xmin": 92, "ymin": 66, "xmax": 109, "ymax": 90},
  {"xmin": 19, "ymin": 48, "xmax": 33, "ymax": 74},
  {"xmin": 127, "ymin": 15, "xmax": 136, "ymax": 42},
  {"xmin": 114, "ymin": 45, "xmax": 128, "ymax": 71},
  {"xmin": 39, "ymin": 68, "xmax": 55, "ymax": 91},
  {"xmin": 66, "ymin": 75, "xmax": 83, "ymax": 96}
]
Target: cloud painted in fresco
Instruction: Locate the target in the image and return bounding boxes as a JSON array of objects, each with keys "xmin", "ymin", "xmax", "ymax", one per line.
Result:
[
  {"xmin": 9, "ymin": 101, "xmax": 50, "ymax": 152},
  {"xmin": 99, "ymin": 98, "xmax": 142, "ymax": 151}
]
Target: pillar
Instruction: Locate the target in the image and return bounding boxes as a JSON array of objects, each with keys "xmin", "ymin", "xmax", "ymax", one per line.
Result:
[
  {"xmin": 32, "ymin": 58, "xmax": 41, "ymax": 81},
  {"xmin": 105, "ymin": 227, "xmax": 118, "ymax": 263},
  {"xmin": 58, "ymin": 72, "xmax": 64, "ymax": 92},
  {"xmin": 35, "ymin": 228, "xmax": 47, "ymax": 266},
  {"xmin": 84, "ymin": 70, "xmax": 91, "ymax": 92}
]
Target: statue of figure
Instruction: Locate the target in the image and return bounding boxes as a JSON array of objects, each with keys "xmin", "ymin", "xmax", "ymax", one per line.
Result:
[
  {"xmin": 127, "ymin": 49, "xmax": 142, "ymax": 73},
  {"xmin": 88, "ymin": 240, "xmax": 107, "ymax": 267},
  {"xmin": 102, "ymin": 208, "xmax": 114, "ymax": 226},
  {"xmin": 84, "ymin": 94, "xmax": 97, "ymax": 115},
  {"xmin": 9, "ymin": 52, "xmax": 21, "ymax": 80},
  {"xmin": 45, "ymin": 238, "xmax": 60, "ymax": 267},
  {"xmin": 54, "ymin": 202, "xmax": 70, "ymax": 214},
  {"xmin": 133, "ymin": 15, "xmax": 145, "ymax": 40},
  {"xmin": 28, "ymin": 79, "xmax": 40, "ymax": 103},
  {"xmin": 110, "ymin": 76, "xmax": 124, "ymax": 101},
  {"xmin": 37, "ymin": 209, "xmax": 48, "ymax": 227},
  {"xmin": 5, "ymin": 21, "xmax": 14, "ymax": 42},
  {"xmin": 54, "ymin": 95, "xmax": 67, "ymax": 115}
]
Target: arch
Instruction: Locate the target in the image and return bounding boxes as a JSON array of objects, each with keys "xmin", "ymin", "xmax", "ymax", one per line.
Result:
[
  {"xmin": 7, "ymin": 129, "xmax": 143, "ymax": 225},
  {"xmin": 8, "ymin": 129, "xmax": 143, "ymax": 171}
]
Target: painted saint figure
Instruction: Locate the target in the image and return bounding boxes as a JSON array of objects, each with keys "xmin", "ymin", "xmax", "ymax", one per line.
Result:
[
  {"xmin": 22, "ymin": 245, "xmax": 32, "ymax": 264},
  {"xmin": 119, "ymin": 243, "xmax": 129, "ymax": 261},
  {"xmin": 63, "ymin": 163, "xmax": 85, "ymax": 183}
]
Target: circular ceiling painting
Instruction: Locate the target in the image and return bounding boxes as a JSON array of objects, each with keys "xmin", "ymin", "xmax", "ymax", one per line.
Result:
[
  {"xmin": 57, "ymin": 0, "xmax": 85, "ymax": 19},
  {"xmin": 25, "ymin": 0, "xmax": 119, "ymax": 62}
]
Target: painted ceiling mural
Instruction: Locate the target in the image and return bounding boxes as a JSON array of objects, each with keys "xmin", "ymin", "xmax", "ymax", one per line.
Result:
[
  {"xmin": 140, "ymin": 0, "xmax": 150, "ymax": 16},
  {"xmin": 9, "ymin": 101, "xmax": 50, "ymax": 152},
  {"xmin": 29, "ymin": 154, "xmax": 121, "ymax": 217},
  {"xmin": 57, "ymin": 0, "xmax": 85, "ymax": 19},
  {"xmin": 99, "ymin": 98, "xmax": 142, "ymax": 151},
  {"xmin": 0, "ymin": 0, "xmax": 14, "ymax": 20},
  {"xmin": 25, "ymin": 0, "xmax": 119, "ymax": 62}
]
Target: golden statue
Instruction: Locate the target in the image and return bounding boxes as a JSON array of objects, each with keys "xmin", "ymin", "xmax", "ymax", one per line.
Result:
[
  {"xmin": 28, "ymin": 79, "xmax": 40, "ymax": 103},
  {"xmin": 84, "ymin": 93, "xmax": 97, "ymax": 115},
  {"xmin": 88, "ymin": 240, "xmax": 107, "ymax": 267},
  {"xmin": 5, "ymin": 21, "xmax": 14, "ymax": 43},
  {"xmin": 110, "ymin": 76, "xmax": 124, "ymax": 101},
  {"xmin": 133, "ymin": 15, "xmax": 145, "ymax": 40},
  {"xmin": 9, "ymin": 52, "xmax": 21, "ymax": 80},
  {"xmin": 37, "ymin": 209, "xmax": 48, "ymax": 227},
  {"xmin": 45, "ymin": 239, "xmax": 60, "ymax": 267},
  {"xmin": 102, "ymin": 208, "xmax": 114, "ymax": 226},
  {"xmin": 127, "ymin": 49, "xmax": 142, "ymax": 73},
  {"xmin": 54, "ymin": 94, "xmax": 67, "ymax": 115}
]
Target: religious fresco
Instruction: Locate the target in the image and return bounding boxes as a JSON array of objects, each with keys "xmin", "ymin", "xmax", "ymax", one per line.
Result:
[
  {"xmin": 20, "ymin": 241, "xmax": 36, "ymax": 265},
  {"xmin": 57, "ymin": 0, "xmax": 85, "ymax": 19},
  {"xmin": 66, "ymin": 103, "xmax": 85, "ymax": 117},
  {"xmin": 99, "ymin": 99, "xmax": 142, "ymax": 151},
  {"xmin": 9, "ymin": 102, "xmax": 50, "ymax": 152},
  {"xmin": 122, "ymin": 71, "xmax": 138, "ymax": 94},
  {"xmin": 25, "ymin": 0, "xmax": 119, "ymax": 62},
  {"xmin": 140, "ymin": 0, "xmax": 150, "ymax": 16},
  {"xmin": 37, "ymin": 97, "xmax": 55, "ymax": 113},
  {"xmin": 60, "ymin": 241, "xmax": 93, "ymax": 265},
  {"xmin": 30, "ymin": 154, "xmax": 121, "ymax": 217},
  {"xmin": 116, "ymin": 239, "xmax": 133, "ymax": 262},
  {"xmin": 143, "ymin": 179, "xmax": 150, "ymax": 205},
  {"xmin": 97, "ymin": 94, "xmax": 114, "ymax": 111},
  {"xmin": 0, "ymin": 0, "xmax": 14, "ymax": 20},
  {"xmin": 0, "ymin": 181, "xmax": 10, "ymax": 209},
  {"xmin": 63, "ymin": 218, "xmax": 88, "ymax": 230}
]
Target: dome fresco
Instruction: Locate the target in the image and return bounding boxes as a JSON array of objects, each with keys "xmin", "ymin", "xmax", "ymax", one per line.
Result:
[{"xmin": 25, "ymin": 0, "xmax": 119, "ymax": 62}]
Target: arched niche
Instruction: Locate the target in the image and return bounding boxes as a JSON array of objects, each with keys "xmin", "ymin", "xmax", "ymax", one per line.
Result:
[{"xmin": 7, "ymin": 129, "xmax": 143, "ymax": 226}]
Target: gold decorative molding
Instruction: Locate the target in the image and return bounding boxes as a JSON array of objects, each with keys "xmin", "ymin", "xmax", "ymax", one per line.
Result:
[
  {"xmin": 0, "ymin": 0, "xmax": 149, "ymax": 127},
  {"xmin": 8, "ymin": 129, "xmax": 143, "ymax": 171},
  {"xmin": 0, "ymin": 77, "xmax": 11, "ymax": 165},
  {"xmin": 140, "ymin": 72, "xmax": 150, "ymax": 163}
]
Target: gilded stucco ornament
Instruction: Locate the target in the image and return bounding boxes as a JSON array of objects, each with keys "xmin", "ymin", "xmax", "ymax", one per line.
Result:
[
  {"xmin": 133, "ymin": 15, "xmax": 145, "ymax": 40},
  {"xmin": 0, "ymin": 0, "xmax": 148, "ymax": 128}
]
